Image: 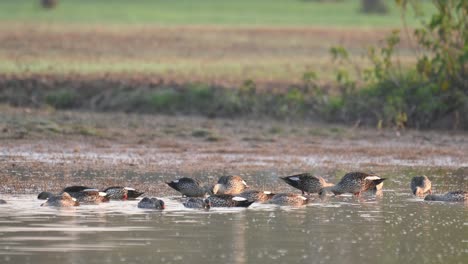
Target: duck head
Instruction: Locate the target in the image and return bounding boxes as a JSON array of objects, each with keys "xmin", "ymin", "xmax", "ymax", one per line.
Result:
[
  {"xmin": 37, "ymin": 191, "xmax": 54, "ymax": 200},
  {"xmin": 158, "ymin": 199, "xmax": 165, "ymax": 209},
  {"xmin": 203, "ymin": 199, "xmax": 211, "ymax": 209},
  {"xmin": 414, "ymin": 187, "xmax": 424, "ymax": 196},
  {"xmin": 212, "ymin": 184, "xmax": 223, "ymax": 195}
]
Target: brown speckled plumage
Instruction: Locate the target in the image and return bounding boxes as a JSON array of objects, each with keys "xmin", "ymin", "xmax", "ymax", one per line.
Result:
[
  {"xmin": 166, "ymin": 177, "xmax": 212, "ymax": 197},
  {"xmin": 213, "ymin": 175, "xmax": 248, "ymax": 195},
  {"xmin": 268, "ymin": 193, "xmax": 308, "ymax": 206},
  {"xmin": 206, "ymin": 195, "xmax": 254, "ymax": 207},
  {"xmin": 410, "ymin": 176, "xmax": 432, "ymax": 196},
  {"xmin": 238, "ymin": 190, "xmax": 275, "ymax": 202},
  {"xmin": 280, "ymin": 173, "xmax": 334, "ymax": 195},
  {"xmin": 320, "ymin": 172, "xmax": 386, "ymax": 196},
  {"xmin": 68, "ymin": 189, "xmax": 110, "ymax": 204},
  {"xmin": 104, "ymin": 186, "xmax": 144, "ymax": 200},
  {"xmin": 424, "ymin": 191, "xmax": 466, "ymax": 202},
  {"xmin": 41, "ymin": 192, "xmax": 79, "ymax": 207}
]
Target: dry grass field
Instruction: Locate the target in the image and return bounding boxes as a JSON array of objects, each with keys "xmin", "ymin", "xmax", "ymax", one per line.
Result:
[
  {"xmin": 0, "ymin": 0, "xmax": 434, "ymax": 87},
  {"xmin": 0, "ymin": 24, "xmax": 418, "ymax": 87}
]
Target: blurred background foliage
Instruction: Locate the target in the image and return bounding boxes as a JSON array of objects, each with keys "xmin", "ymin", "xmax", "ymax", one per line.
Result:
[{"xmin": 0, "ymin": 0, "xmax": 466, "ymax": 130}]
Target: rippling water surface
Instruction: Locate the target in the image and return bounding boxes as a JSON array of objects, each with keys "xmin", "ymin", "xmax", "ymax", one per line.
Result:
[{"xmin": 1, "ymin": 178, "xmax": 467, "ymax": 264}]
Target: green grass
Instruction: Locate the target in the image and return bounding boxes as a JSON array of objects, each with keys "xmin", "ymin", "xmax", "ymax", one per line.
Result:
[
  {"xmin": 0, "ymin": 57, "xmax": 339, "ymax": 85},
  {"xmin": 0, "ymin": 55, "xmax": 417, "ymax": 86},
  {"xmin": 0, "ymin": 0, "xmax": 434, "ymax": 86},
  {"xmin": 0, "ymin": 0, "xmax": 434, "ymax": 27}
]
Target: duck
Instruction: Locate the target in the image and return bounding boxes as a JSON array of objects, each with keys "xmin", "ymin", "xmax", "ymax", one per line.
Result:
[
  {"xmin": 68, "ymin": 189, "xmax": 110, "ymax": 204},
  {"xmin": 37, "ymin": 186, "xmax": 93, "ymax": 200},
  {"xmin": 206, "ymin": 195, "xmax": 254, "ymax": 208},
  {"xmin": 410, "ymin": 175, "xmax": 432, "ymax": 197},
  {"xmin": 63, "ymin": 186, "xmax": 93, "ymax": 193},
  {"xmin": 37, "ymin": 191, "xmax": 54, "ymax": 200},
  {"xmin": 212, "ymin": 175, "xmax": 248, "ymax": 195},
  {"xmin": 267, "ymin": 193, "xmax": 309, "ymax": 206},
  {"xmin": 166, "ymin": 177, "xmax": 213, "ymax": 197},
  {"xmin": 237, "ymin": 190, "xmax": 275, "ymax": 202},
  {"xmin": 424, "ymin": 191, "xmax": 466, "ymax": 202},
  {"xmin": 183, "ymin": 197, "xmax": 211, "ymax": 209},
  {"xmin": 137, "ymin": 197, "xmax": 165, "ymax": 209},
  {"xmin": 319, "ymin": 172, "xmax": 386, "ymax": 197},
  {"xmin": 280, "ymin": 173, "xmax": 334, "ymax": 195},
  {"xmin": 103, "ymin": 186, "xmax": 144, "ymax": 200},
  {"xmin": 37, "ymin": 186, "xmax": 108, "ymax": 203},
  {"xmin": 41, "ymin": 192, "xmax": 79, "ymax": 207}
]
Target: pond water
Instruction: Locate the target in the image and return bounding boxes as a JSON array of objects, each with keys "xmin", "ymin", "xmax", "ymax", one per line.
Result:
[{"xmin": 0, "ymin": 176, "xmax": 467, "ymax": 264}]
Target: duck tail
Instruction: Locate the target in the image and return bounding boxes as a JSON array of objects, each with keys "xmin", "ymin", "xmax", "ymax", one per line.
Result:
[
  {"xmin": 372, "ymin": 178, "xmax": 386, "ymax": 186},
  {"xmin": 128, "ymin": 190, "xmax": 144, "ymax": 199},
  {"xmin": 279, "ymin": 176, "xmax": 299, "ymax": 188},
  {"xmin": 232, "ymin": 196, "xmax": 255, "ymax": 207},
  {"xmin": 279, "ymin": 176, "xmax": 290, "ymax": 183},
  {"xmin": 166, "ymin": 181, "xmax": 180, "ymax": 191},
  {"xmin": 279, "ymin": 176, "xmax": 288, "ymax": 182},
  {"xmin": 237, "ymin": 200, "xmax": 255, "ymax": 207}
]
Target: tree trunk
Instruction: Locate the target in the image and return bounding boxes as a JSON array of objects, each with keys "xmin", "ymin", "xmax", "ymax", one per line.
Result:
[
  {"xmin": 361, "ymin": 0, "xmax": 388, "ymax": 14},
  {"xmin": 41, "ymin": 0, "xmax": 58, "ymax": 9}
]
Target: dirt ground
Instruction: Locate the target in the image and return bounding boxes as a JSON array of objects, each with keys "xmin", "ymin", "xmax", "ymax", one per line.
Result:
[
  {"xmin": 1, "ymin": 105, "xmax": 466, "ymax": 195},
  {"xmin": 0, "ymin": 24, "xmax": 401, "ymax": 58}
]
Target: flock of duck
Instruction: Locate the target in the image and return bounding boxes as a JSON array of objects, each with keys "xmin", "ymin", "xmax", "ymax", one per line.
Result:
[{"xmin": 0, "ymin": 172, "xmax": 465, "ymax": 208}]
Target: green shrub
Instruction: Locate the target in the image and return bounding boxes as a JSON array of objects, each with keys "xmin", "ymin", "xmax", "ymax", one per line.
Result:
[
  {"xmin": 147, "ymin": 89, "xmax": 181, "ymax": 111},
  {"xmin": 308, "ymin": 0, "xmax": 467, "ymax": 129},
  {"xmin": 45, "ymin": 89, "xmax": 76, "ymax": 108},
  {"xmin": 191, "ymin": 129, "xmax": 211, "ymax": 138},
  {"xmin": 187, "ymin": 84, "xmax": 214, "ymax": 107}
]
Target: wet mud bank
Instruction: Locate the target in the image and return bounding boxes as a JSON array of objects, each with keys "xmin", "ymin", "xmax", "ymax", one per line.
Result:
[{"xmin": 1, "ymin": 106, "xmax": 467, "ymax": 195}]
